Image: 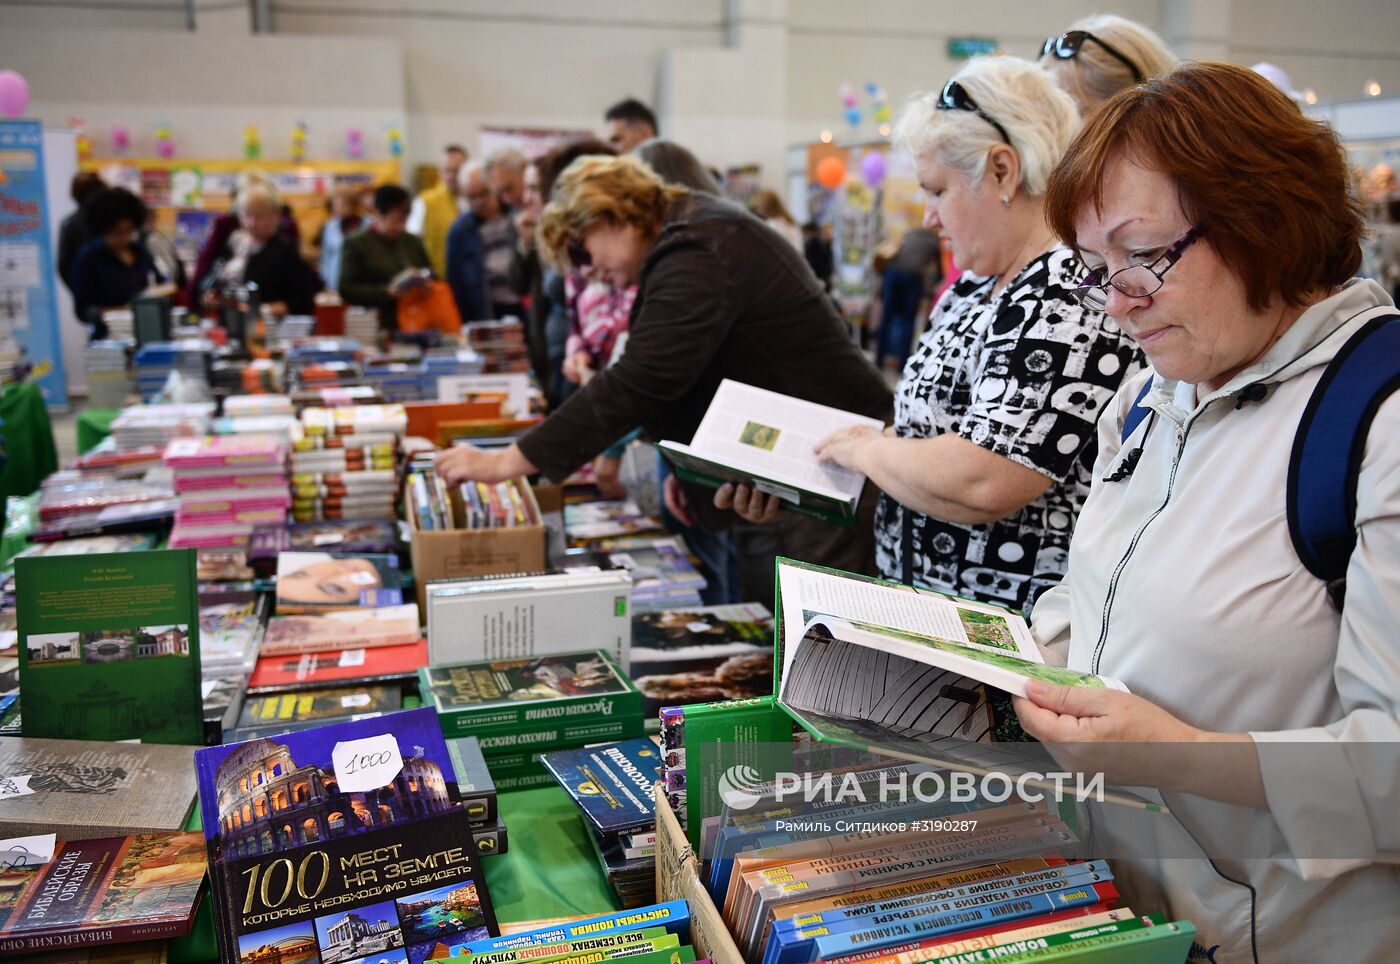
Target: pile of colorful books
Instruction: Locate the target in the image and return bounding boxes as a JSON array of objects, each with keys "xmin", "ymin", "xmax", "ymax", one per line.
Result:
[
  {"xmin": 564, "ymin": 499, "xmax": 669, "ymax": 547},
  {"xmin": 290, "ymin": 403, "xmax": 404, "ymax": 522},
  {"xmin": 543, "ymin": 736, "xmax": 665, "ymax": 908},
  {"xmin": 108, "ymin": 400, "xmax": 213, "ymax": 451},
  {"xmin": 165, "ymin": 433, "xmax": 290, "ymax": 550}
]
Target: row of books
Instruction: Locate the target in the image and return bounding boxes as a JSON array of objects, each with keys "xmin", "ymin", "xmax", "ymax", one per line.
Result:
[{"xmin": 406, "ymin": 471, "xmax": 538, "ymax": 530}]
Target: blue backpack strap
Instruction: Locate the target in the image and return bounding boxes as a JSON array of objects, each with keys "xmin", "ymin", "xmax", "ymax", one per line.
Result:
[
  {"xmin": 1287, "ymin": 312, "xmax": 1400, "ymax": 608},
  {"xmin": 1120, "ymin": 377, "xmax": 1154, "ymax": 444}
]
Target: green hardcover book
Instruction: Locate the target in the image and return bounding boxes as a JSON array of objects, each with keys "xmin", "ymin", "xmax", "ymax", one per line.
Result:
[
  {"xmin": 419, "ymin": 649, "xmax": 643, "ymax": 739},
  {"xmin": 672, "ymin": 695, "xmax": 802, "ymax": 854},
  {"xmin": 473, "ymin": 716, "xmax": 644, "ymax": 756},
  {"xmin": 924, "ymin": 919, "xmax": 1196, "ymax": 962},
  {"xmin": 16, "ymin": 548, "xmax": 203, "ymax": 745}
]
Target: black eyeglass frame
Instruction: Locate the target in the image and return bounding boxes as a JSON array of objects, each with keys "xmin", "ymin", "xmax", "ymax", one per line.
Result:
[
  {"xmin": 566, "ymin": 239, "xmax": 592, "ymax": 268},
  {"xmin": 1041, "ymin": 30, "xmax": 1144, "ymax": 84},
  {"xmin": 1073, "ymin": 227, "xmax": 1203, "ymax": 310},
  {"xmin": 935, "ymin": 80, "xmax": 1012, "ymax": 146}
]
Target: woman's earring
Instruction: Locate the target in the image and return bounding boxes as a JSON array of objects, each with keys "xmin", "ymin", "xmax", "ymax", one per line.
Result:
[{"xmin": 1001, "ymin": 195, "xmax": 1010, "ymax": 207}]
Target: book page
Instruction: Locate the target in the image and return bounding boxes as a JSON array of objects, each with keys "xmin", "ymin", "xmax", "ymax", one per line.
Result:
[
  {"xmin": 776, "ymin": 561, "xmax": 1040, "ymax": 688},
  {"xmin": 687, "ymin": 381, "xmax": 884, "ymax": 499}
]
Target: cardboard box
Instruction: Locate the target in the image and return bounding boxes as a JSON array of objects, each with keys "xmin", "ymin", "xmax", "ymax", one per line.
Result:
[
  {"xmin": 655, "ymin": 786, "xmax": 743, "ymax": 964},
  {"xmin": 407, "ymin": 475, "xmax": 546, "ymax": 609}
]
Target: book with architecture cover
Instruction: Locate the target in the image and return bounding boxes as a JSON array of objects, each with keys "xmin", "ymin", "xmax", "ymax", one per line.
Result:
[
  {"xmin": 15, "ymin": 549, "xmax": 203, "ymax": 745},
  {"xmin": 195, "ymin": 708, "xmax": 498, "ymax": 964}
]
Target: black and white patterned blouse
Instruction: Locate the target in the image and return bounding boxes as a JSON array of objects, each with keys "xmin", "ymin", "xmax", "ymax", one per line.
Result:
[{"xmin": 874, "ymin": 245, "xmax": 1143, "ymax": 614}]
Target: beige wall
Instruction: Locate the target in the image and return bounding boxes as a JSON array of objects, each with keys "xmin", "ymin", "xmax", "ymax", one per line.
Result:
[{"xmin": 2, "ymin": 0, "xmax": 1399, "ymax": 183}]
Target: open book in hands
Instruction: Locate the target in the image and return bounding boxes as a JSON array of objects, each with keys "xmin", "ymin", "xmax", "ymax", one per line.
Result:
[
  {"xmin": 389, "ymin": 266, "xmax": 432, "ymax": 295},
  {"xmin": 658, "ymin": 380, "xmax": 884, "ymax": 525}
]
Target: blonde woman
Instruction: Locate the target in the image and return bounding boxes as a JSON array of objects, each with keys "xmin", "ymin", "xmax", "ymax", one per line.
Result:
[
  {"xmin": 727, "ymin": 57, "xmax": 1143, "ymax": 614},
  {"xmin": 435, "ymin": 154, "xmax": 891, "ymax": 574},
  {"xmin": 1038, "ymin": 14, "xmax": 1176, "ymax": 113}
]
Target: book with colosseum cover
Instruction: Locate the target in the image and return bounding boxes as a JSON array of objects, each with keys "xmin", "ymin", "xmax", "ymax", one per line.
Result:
[
  {"xmin": 0, "ymin": 830, "xmax": 206, "ymax": 955},
  {"xmin": 195, "ymin": 707, "xmax": 499, "ymax": 964},
  {"xmin": 14, "ymin": 549, "xmax": 203, "ymax": 746},
  {"xmin": 0, "ymin": 738, "xmax": 198, "ymax": 841}
]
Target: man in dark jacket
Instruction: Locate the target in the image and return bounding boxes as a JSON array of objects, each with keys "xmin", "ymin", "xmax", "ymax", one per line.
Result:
[{"xmin": 445, "ymin": 162, "xmax": 519, "ymax": 321}]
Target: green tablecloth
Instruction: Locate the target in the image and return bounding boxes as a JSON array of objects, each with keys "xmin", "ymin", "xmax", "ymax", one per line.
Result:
[
  {"xmin": 75, "ymin": 407, "xmax": 121, "ymax": 455},
  {"xmin": 175, "ymin": 785, "xmax": 617, "ymax": 961},
  {"xmin": 485, "ymin": 786, "xmax": 621, "ymax": 925},
  {"xmin": 0, "ymin": 381, "xmax": 58, "ymax": 498}
]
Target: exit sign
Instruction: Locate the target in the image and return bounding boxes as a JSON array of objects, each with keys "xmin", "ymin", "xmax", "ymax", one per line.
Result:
[{"xmin": 948, "ymin": 37, "xmax": 999, "ymax": 59}]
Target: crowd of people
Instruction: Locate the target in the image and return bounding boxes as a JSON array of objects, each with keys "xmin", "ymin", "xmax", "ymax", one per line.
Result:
[{"xmin": 47, "ymin": 13, "xmax": 1400, "ymax": 959}]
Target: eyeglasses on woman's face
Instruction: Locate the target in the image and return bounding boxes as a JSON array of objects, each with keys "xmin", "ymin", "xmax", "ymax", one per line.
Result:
[
  {"xmin": 1073, "ymin": 227, "xmax": 1203, "ymax": 310},
  {"xmin": 935, "ymin": 80, "xmax": 1012, "ymax": 146},
  {"xmin": 1041, "ymin": 30, "xmax": 1144, "ymax": 83}
]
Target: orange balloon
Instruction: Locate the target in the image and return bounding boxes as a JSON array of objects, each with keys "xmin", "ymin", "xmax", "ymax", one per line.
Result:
[{"xmin": 816, "ymin": 155, "xmax": 847, "ymax": 190}]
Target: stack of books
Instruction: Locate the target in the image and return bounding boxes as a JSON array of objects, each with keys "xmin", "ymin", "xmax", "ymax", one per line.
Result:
[
  {"xmin": 456, "ymin": 900, "xmax": 694, "ymax": 962},
  {"xmin": 165, "ymin": 434, "xmax": 290, "ymax": 549},
  {"xmin": 449, "ymin": 735, "xmax": 510, "ymax": 856},
  {"xmin": 109, "ymin": 401, "xmax": 214, "ymax": 451},
  {"xmin": 420, "ymin": 346, "xmax": 487, "ymax": 390},
  {"xmin": 543, "ymin": 736, "xmax": 663, "ymax": 908},
  {"xmin": 132, "ymin": 339, "xmax": 213, "ymax": 400},
  {"xmin": 464, "ymin": 318, "xmax": 531, "ymax": 372},
  {"xmin": 213, "ymin": 392, "xmax": 298, "ymax": 438},
  {"xmin": 419, "ymin": 650, "xmax": 643, "ymax": 790},
  {"xmin": 83, "ymin": 339, "xmax": 133, "ymax": 408},
  {"xmin": 32, "ymin": 472, "xmax": 176, "ymax": 541},
  {"xmin": 565, "ymin": 499, "xmax": 669, "ymax": 547},
  {"xmin": 364, "ymin": 360, "xmax": 427, "ymax": 402},
  {"xmin": 345, "ymin": 304, "xmax": 379, "ymax": 344},
  {"xmin": 264, "ymin": 313, "xmax": 314, "ymax": 340},
  {"xmin": 247, "ymin": 517, "xmax": 398, "ymax": 578},
  {"xmin": 0, "ymin": 829, "xmax": 207, "ymax": 956},
  {"xmin": 567, "ymin": 535, "xmax": 707, "ymax": 611},
  {"xmin": 286, "ymin": 337, "xmax": 362, "ymax": 392},
  {"xmin": 290, "ymin": 404, "xmax": 404, "ymax": 521}
]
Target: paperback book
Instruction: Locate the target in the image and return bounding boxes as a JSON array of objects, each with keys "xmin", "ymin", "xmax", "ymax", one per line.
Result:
[
  {"xmin": 248, "ymin": 519, "xmax": 398, "ymax": 578},
  {"xmin": 196, "ymin": 708, "xmax": 499, "ymax": 964},
  {"xmin": 425, "ymin": 569, "xmax": 631, "ymax": 668},
  {"xmin": 247, "ymin": 639, "xmax": 427, "ymax": 694},
  {"xmin": 658, "ymin": 380, "xmax": 884, "ymax": 526},
  {"xmin": 261, "ymin": 604, "xmax": 421, "ymax": 656},
  {"xmin": 274, "ymin": 551, "xmax": 404, "ymax": 614}
]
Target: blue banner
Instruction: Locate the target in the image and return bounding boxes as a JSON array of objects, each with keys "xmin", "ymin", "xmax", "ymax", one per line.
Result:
[{"xmin": 0, "ymin": 120, "xmax": 68, "ymax": 407}]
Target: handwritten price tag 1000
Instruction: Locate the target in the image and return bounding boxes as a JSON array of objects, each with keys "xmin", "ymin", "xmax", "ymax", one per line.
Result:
[{"xmin": 331, "ymin": 733, "xmax": 404, "ymax": 793}]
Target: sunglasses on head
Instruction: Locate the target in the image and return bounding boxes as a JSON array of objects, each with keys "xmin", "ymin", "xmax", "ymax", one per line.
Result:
[
  {"xmin": 936, "ymin": 80, "xmax": 1012, "ymax": 145},
  {"xmin": 566, "ymin": 239, "xmax": 592, "ymax": 268},
  {"xmin": 1041, "ymin": 30, "xmax": 1144, "ymax": 83}
]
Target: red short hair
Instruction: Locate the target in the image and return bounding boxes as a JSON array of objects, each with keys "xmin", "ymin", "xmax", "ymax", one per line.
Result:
[{"xmin": 1045, "ymin": 61, "xmax": 1363, "ymax": 311}]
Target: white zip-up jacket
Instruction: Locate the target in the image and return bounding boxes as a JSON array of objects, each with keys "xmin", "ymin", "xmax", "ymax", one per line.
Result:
[{"xmin": 1032, "ymin": 279, "xmax": 1400, "ymax": 963}]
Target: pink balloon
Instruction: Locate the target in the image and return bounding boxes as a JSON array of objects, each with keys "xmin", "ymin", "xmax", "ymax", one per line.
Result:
[{"xmin": 0, "ymin": 71, "xmax": 30, "ymax": 119}]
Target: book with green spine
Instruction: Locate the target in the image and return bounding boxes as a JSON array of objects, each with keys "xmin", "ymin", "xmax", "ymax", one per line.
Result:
[{"xmin": 419, "ymin": 649, "xmax": 643, "ymax": 741}]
